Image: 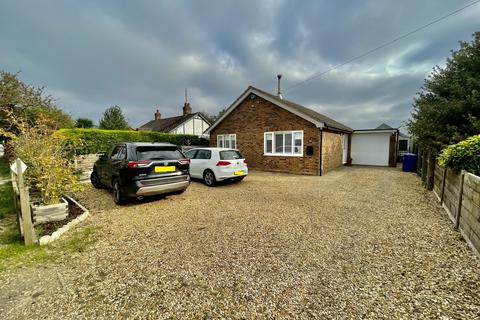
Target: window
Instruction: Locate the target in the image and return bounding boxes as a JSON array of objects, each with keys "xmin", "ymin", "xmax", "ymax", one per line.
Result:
[
  {"xmin": 220, "ymin": 150, "xmax": 243, "ymax": 160},
  {"xmin": 398, "ymin": 139, "xmax": 408, "ymax": 151},
  {"xmin": 135, "ymin": 146, "xmax": 183, "ymax": 161},
  {"xmin": 195, "ymin": 149, "xmax": 211, "ymax": 160},
  {"xmin": 217, "ymin": 135, "xmax": 224, "ymax": 148},
  {"xmin": 185, "ymin": 149, "xmax": 197, "ymax": 159},
  {"xmin": 265, "ymin": 133, "xmax": 273, "ymax": 153},
  {"xmin": 217, "ymin": 134, "xmax": 237, "ymax": 149},
  {"xmin": 110, "ymin": 146, "xmax": 126, "ymax": 160},
  {"xmin": 264, "ymin": 131, "xmax": 303, "ymax": 156}
]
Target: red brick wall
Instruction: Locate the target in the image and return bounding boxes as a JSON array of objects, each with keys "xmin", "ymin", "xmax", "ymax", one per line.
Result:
[{"xmin": 209, "ymin": 95, "xmax": 321, "ymax": 175}]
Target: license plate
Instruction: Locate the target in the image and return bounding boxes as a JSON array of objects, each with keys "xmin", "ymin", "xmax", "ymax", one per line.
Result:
[
  {"xmin": 234, "ymin": 170, "xmax": 244, "ymax": 175},
  {"xmin": 155, "ymin": 166, "xmax": 176, "ymax": 173}
]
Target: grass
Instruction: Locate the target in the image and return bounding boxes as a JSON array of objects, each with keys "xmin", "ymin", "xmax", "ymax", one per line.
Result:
[
  {"xmin": 0, "ymin": 223, "xmax": 100, "ymax": 272},
  {"xmin": 0, "ymin": 157, "xmax": 10, "ymax": 179},
  {"xmin": 0, "ymin": 183, "xmax": 15, "ymax": 219}
]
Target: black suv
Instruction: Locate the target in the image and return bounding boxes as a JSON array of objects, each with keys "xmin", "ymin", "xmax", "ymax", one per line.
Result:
[{"xmin": 91, "ymin": 142, "xmax": 190, "ymax": 204}]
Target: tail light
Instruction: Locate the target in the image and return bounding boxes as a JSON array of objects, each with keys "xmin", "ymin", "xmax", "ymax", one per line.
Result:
[
  {"xmin": 127, "ymin": 160, "xmax": 152, "ymax": 169},
  {"xmin": 178, "ymin": 158, "xmax": 190, "ymax": 165},
  {"xmin": 216, "ymin": 161, "xmax": 231, "ymax": 166},
  {"xmin": 243, "ymin": 159, "xmax": 247, "ymax": 165}
]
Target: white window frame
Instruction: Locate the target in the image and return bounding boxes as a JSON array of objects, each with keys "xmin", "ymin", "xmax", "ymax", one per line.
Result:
[
  {"xmin": 264, "ymin": 130, "xmax": 304, "ymax": 157},
  {"xmin": 217, "ymin": 134, "xmax": 236, "ymax": 149}
]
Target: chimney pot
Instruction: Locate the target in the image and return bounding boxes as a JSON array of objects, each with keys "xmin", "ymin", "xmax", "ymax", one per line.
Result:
[{"xmin": 154, "ymin": 109, "xmax": 161, "ymax": 120}]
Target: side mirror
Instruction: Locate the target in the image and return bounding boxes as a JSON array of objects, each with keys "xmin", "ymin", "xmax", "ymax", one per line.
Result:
[{"xmin": 99, "ymin": 153, "xmax": 107, "ymax": 161}]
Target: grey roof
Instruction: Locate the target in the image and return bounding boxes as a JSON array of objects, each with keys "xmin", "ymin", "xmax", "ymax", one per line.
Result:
[
  {"xmin": 138, "ymin": 112, "xmax": 209, "ymax": 132},
  {"xmin": 251, "ymin": 86, "xmax": 353, "ymax": 132},
  {"xmin": 375, "ymin": 123, "xmax": 394, "ymax": 130}
]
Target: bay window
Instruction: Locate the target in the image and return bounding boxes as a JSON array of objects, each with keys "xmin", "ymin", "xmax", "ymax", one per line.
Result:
[{"xmin": 264, "ymin": 130, "xmax": 303, "ymax": 156}]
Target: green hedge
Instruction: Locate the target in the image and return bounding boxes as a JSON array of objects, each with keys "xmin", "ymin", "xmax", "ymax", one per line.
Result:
[
  {"xmin": 56, "ymin": 128, "xmax": 208, "ymax": 155},
  {"xmin": 438, "ymin": 134, "xmax": 480, "ymax": 176}
]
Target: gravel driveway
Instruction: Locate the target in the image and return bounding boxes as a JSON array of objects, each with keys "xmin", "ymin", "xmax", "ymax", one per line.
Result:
[{"xmin": 1, "ymin": 166, "xmax": 480, "ymax": 319}]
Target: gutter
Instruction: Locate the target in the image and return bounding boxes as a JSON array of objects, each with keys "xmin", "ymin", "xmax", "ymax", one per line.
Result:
[{"xmin": 325, "ymin": 124, "xmax": 353, "ymax": 134}]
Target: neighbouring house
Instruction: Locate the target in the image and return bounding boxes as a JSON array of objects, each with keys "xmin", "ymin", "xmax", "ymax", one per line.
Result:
[
  {"xmin": 138, "ymin": 101, "xmax": 211, "ymax": 137},
  {"xmin": 205, "ymin": 84, "xmax": 353, "ymax": 175},
  {"xmin": 351, "ymin": 123, "xmax": 399, "ymax": 167},
  {"xmin": 397, "ymin": 131, "xmax": 413, "ymax": 161}
]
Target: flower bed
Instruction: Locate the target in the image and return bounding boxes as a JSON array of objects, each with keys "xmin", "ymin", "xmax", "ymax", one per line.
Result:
[{"xmin": 38, "ymin": 195, "xmax": 89, "ymax": 246}]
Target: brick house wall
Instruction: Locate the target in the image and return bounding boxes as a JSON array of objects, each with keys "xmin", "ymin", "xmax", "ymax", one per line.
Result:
[{"xmin": 209, "ymin": 95, "xmax": 321, "ymax": 175}]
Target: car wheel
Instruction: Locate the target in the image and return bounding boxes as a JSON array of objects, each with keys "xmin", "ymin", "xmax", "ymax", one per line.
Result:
[
  {"xmin": 203, "ymin": 170, "xmax": 216, "ymax": 187},
  {"xmin": 112, "ymin": 178, "xmax": 126, "ymax": 204},
  {"xmin": 90, "ymin": 171, "xmax": 104, "ymax": 189}
]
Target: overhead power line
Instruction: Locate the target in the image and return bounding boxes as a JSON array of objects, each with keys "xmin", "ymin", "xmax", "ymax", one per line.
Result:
[{"xmin": 285, "ymin": 0, "xmax": 480, "ymax": 92}]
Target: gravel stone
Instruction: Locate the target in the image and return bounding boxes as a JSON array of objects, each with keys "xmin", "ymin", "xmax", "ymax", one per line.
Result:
[{"xmin": 1, "ymin": 167, "xmax": 480, "ymax": 319}]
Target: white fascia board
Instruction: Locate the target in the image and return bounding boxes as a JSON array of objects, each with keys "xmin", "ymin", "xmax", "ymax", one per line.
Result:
[{"xmin": 353, "ymin": 129, "xmax": 397, "ymax": 134}]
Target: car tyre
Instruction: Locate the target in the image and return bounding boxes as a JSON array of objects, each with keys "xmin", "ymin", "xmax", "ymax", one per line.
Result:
[
  {"xmin": 112, "ymin": 178, "xmax": 126, "ymax": 205},
  {"xmin": 90, "ymin": 170, "xmax": 104, "ymax": 189},
  {"xmin": 203, "ymin": 170, "xmax": 216, "ymax": 187}
]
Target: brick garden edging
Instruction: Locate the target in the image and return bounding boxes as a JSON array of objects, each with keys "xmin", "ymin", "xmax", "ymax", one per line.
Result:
[{"xmin": 38, "ymin": 195, "xmax": 90, "ymax": 246}]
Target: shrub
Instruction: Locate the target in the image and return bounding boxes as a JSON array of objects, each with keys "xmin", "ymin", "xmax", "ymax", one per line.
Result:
[
  {"xmin": 438, "ymin": 134, "xmax": 480, "ymax": 175},
  {"xmin": 56, "ymin": 128, "xmax": 208, "ymax": 155},
  {"xmin": 0, "ymin": 109, "xmax": 82, "ymax": 205}
]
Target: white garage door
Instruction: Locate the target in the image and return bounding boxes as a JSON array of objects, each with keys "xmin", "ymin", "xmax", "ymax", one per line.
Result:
[{"xmin": 351, "ymin": 132, "xmax": 390, "ymax": 166}]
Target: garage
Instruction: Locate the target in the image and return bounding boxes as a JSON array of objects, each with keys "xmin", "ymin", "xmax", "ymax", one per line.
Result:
[{"xmin": 351, "ymin": 129, "xmax": 398, "ymax": 166}]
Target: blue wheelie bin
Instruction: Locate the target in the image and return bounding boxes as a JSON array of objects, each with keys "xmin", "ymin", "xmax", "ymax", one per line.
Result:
[{"xmin": 402, "ymin": 153, "xmax": 417, "ymax": 172}]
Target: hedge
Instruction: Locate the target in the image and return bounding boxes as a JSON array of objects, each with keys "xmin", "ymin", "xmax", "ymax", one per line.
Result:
[
  {"xmin": 438, "ymin": 134, "xmax": 480, "ymax": 176},
  {"xmin": 56, "ymin": 128, "xmax": 208, "ymax": 155}
]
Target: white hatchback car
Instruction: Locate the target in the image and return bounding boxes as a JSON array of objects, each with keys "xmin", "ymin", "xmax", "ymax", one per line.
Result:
[{"xmin": 185, "ymin": 148, "xmax": 248, "ymax": 186}]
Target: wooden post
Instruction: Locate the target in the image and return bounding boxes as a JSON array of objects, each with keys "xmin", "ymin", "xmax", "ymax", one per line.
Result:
[
  {"xmin": 16, "ymin": 159, "xmax": 35, "ymax": 245},
  {"xmin": 440, "ymin": 167, "xmax": 447, "ymax": 204},
  {"xmin": 416, "ymin": 147, "xmax": 422, "ymax": 176},
  {"xmin": 426, "ymin": 151, "xmax": 435, "ymax": 190},
  {"xmin": 454, "ymin": 170, "xmax": 465, "ymax": 229},
  {"xmin": 421, "ymin": 150, "xmax": 428, "ymax": 187}
]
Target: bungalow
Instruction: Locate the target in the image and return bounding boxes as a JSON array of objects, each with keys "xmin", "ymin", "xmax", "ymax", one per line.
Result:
[
  {"xmin": 138, "ymin": 101, "xmax": 211, "ymax": 137},
  {"xmin": 205, "ymin": 83, "xmax": 353, "ymax": 175}
]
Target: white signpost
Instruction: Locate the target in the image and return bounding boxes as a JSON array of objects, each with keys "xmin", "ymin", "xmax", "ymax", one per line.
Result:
[{"xmin": 10, "ymin": 158, "xmax": 35, "ymax": 245}]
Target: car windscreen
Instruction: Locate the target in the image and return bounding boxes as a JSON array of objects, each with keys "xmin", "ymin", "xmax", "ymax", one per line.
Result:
[
  {"xmin": 219, "ymin": 150, "xmax": 243, "ymax": 160},
  {"xmin": 136, "ymin": 146, "xmax": 184, "ymax": 161}
]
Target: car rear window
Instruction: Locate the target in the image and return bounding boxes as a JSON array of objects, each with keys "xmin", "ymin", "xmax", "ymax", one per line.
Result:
[
  {"xmin": 219, "ymin": 150, "xmax": 243, "ymax": 160},
  {"xmin": 136, "ymin": 146, "xmax": 184, "ymax": 161}
]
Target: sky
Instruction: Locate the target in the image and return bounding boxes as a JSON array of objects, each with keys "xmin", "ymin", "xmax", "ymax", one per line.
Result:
[{"xmin": 0, "ymin": 0, "xmax": 479, "ymax": 130}]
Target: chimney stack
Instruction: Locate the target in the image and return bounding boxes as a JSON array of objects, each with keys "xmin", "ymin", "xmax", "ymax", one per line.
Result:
[
  {"xmin": 183, "ymin": 88, "xmax": 192, "ymax": 115},
  {"xmin": 183, "ymin": 102, "xmax": 192, "ymax": 115},
  {"xmin": 277, "ymin": 74, "xmax": 283, "ymax": 99},
  {"xmin": 154, "ymin": 109, "xmax": 161, "ymax": 120}
]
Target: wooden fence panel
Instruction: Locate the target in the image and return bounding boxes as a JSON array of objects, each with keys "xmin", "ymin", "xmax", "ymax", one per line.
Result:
[{"xmin": 433, "ymin": 164, "xmax": 480, "ymax": 257}]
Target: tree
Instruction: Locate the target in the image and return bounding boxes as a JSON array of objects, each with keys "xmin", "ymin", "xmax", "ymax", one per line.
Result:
[
  {"xmin": 408, "ymin": 32, "xmax": 480, "ymax": 152},
  {"xmin": 0, "ymin": 71, "xmax": 74, "ymax": 132},
  {"xmin": 200, "ymin": 108, "xmax": 227, "ymax": 125},
  {"xmin": 99, "ymin": 105, "xmax": 129, "ymax": 130},
  {"xmin": 75, "ymin": 117, "xmax": 95, "ymax": 128}
]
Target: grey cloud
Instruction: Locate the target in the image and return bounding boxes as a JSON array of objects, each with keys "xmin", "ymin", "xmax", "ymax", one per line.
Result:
[{"xmin": 0, "ymin": 0, "xmax": 478, "ymax": 128}]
